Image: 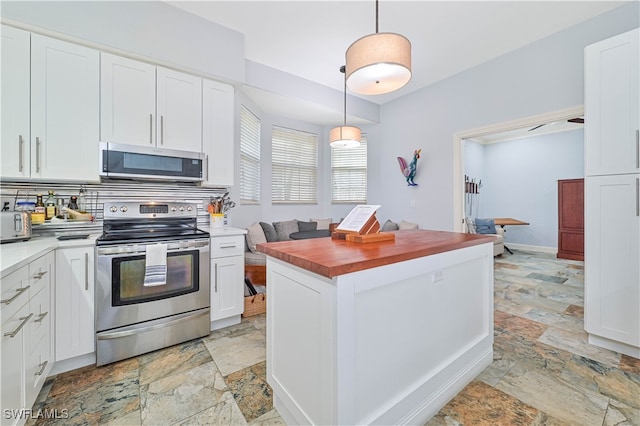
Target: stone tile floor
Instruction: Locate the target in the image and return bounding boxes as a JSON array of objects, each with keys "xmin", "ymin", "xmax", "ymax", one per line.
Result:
[{"xmin": 29, "ymin": 250, "xmax": 639, "ymax": 425}]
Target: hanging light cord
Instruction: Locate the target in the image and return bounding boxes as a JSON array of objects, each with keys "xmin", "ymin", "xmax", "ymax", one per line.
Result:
[
  {"xmin": 340, "ymin": 65, "xmax": 347, "ymax": 126},
  {"xmin": 375, "ymin": 0, "xmax": 379, "ymax": 33}
]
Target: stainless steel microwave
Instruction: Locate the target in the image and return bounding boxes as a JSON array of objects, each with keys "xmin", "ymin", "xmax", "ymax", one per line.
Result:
[{"xmin": 99, "ymin": 142, "xmax": 205, "ymax": 182}]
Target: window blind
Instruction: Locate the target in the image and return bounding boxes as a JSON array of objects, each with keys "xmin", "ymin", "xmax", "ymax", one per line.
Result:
[
  {"xmin": 240, "ymin": 106, "xmax": 261, "ymax": 204},
  {"xmin": 271, "ymin": 126, "xmax": 318, "ymax": 203},
  {"xmin": 331, "ymin": 136, "xmax": 367, "ymax": 203}
]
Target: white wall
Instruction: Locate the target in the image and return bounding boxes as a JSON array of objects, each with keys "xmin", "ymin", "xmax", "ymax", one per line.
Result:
[
  {"xmin": 480, "ymin": 129, "xmax": 584, "ymax": 249},
  {"xmin": 368, "ymin": 3, "xmax": 638, "ymax": 231}
]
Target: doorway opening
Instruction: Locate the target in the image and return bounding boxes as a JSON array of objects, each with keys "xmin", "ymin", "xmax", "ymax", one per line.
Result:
[{"xmin": 452, "ymin": 105, "xmax": 584, "ymax": 233}]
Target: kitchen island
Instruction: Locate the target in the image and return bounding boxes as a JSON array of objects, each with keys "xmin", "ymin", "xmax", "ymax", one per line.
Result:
[{"xmin": 257, "ymin": 229, "xmax": 496, "ymax": 425}]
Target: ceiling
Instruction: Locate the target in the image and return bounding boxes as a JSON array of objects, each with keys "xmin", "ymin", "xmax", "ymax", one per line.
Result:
[{"xmin": 167, "ymin": 1, "xmax": 627, "ymax": 124}]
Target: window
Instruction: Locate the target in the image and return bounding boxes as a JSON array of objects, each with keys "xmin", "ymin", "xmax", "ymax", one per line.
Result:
[
  {"xmin": 331, "ymin": 135, "xmax": 367, "ymax": 203},
  {"xmin": 240, "ymin": 106, "xmax": 261, "ymax": 204},
  {"xmin": 271, "ymin": 126, "xmax": 318, "ymax": 203}
]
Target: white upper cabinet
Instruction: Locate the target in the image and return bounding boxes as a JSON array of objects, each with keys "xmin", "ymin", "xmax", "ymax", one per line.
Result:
[
  {"xmin": 1, "ymin": 27, "xmax": 99, "ymax": 182},
  {"xmin": 202, "ymin": 79, "xmax": 235, "ymax": 186},
  {"xmin": 1, "ymin": 25, "xmax": 30, "ymax": 179},
  {"xmin": 585, "ymin": 28, "xmax": 640, "ymax": 176},
  {"xmin": 31, "ymin": 34, "xmax": 100, "ymax": 181},
  {"xmin": 157, "ymin": 68, "xmax": 203, "ymax": 152},
  {"xmin": 100, "ymin": 53, "xmax": 156, "ymax": 147},
  {"xmin": 101, "ymin": 53, "xmax": 203, "ymax": 152}
]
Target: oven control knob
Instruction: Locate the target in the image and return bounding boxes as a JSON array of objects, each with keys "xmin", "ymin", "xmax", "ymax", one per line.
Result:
[
  {"xmin": 187, "ymin": 206, "xmax": 193, "ymax": 211},
  {"xmin": 179, "ymin": 207, "xmax": 184, "ymax": 212},
  {"xmin": 120, "ymin": 206, "xmax": 128, "ymax": 213},
  {"xmin": 110, "ymin": 206, "xmax": 117, "ymax": 213},
  {"xmin": 171, "ymin": 207, "xmax": 176, "ymax": 212}
]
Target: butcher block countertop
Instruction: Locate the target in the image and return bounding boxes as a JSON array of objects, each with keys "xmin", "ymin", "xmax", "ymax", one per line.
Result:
[{"xmin": 256, "ymin": 229, "xmax": 496, "ymax": 278}]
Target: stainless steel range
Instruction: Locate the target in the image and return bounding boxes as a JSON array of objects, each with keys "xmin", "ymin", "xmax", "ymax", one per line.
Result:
[{"xmin": 95, "ymin": 201, "xmax": 210, "ymax": 366}]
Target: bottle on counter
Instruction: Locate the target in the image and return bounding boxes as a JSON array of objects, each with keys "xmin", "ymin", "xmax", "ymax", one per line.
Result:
[
  {"xmin": 68, "ymin": 196, "xmax": 79, "ymax": 210},
  {"xmin": 32, "ymin": 194, "xmax": 45, "ymax": 224},
  {"xmin": 45, "ymin": 190, "xmax": 56, "ymax": 220},
  {"xmin": 56, "ymin": 197, "xmax": 65, "ymax": 218},
  {"xmin": 78, "ymin": 186, "xmax": 87, "ymax": 213}
]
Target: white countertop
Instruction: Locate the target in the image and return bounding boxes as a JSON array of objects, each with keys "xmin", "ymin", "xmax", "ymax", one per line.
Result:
[
  {"xmin": 1, "ymin": 234, "xmax": 100, "ymax": 279},
  {"xmin": 205, "ymin": 226, "xmax": 247, "ymax": 236}
]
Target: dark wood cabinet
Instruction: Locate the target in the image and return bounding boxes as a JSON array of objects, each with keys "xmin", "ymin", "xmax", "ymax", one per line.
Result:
[{"xmin": 557, "ymin": 178, "xmax": 584, "ymax": 260}]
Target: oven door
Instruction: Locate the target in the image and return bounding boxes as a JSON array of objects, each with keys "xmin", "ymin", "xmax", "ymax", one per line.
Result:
[{"xmin": 96, "ymin": 238, "xmax": 210, "ymax": 332}]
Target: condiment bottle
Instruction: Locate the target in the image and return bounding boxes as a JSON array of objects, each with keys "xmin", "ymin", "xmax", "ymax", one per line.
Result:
[
  {"xmin": 78, "ymin": 186, "xmax": 87, "ymax": 213},
  {"xmin": 68, "ymin": 196, "xmax": 79, "ymax": 210},
  {"xmin": 35, "ymin": 194, "xmax": 45, "ymax": 214},
  {"xmin": 45, "ymin": 190, "xmax": 56, "ymax": 220}
]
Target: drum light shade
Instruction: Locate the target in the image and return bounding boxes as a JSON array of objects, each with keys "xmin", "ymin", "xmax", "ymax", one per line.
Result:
[
  {"xmin": 346, "ymin": 32, "xmax": 411, "ymax": 95},
  {"xmin": 330, "ymin": 125, "xmax": 362, "ymax": 148}
]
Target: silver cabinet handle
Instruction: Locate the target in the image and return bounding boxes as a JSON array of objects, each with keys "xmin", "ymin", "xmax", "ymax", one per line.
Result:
[
  {"xmin": 33, "ymin": 271, "xmax": 47, "ymax": 280},
  {"xmin": 219, "ymin": 244, "xmax": 237, "ymax": 249},
  {"xmin": 4, "ymin": 313, "xmax": 33, "ymax": 338},
  {"xmin": 35, "ymin": 361, "xmax": 48, "ymax": 376},
  {"xmin": 85, "ymin": 252, "xmax": 89, "ymax": 290},
  {"xmin": 18, "ymin": 135, "xmax": 24, "ymax": 172},
  {"xmin": 214, "ymin": 263, "xmax": 218, "ymax": 293},
  {"xmin": 1, "ymin": 286, "xmax": 30, "ymax": 305},
  {"xmin": 34, "ymin": 311, "xmax": 48, "ymax": 323},
  {"xmin": 160, "ymin": 115, "xmax": 164, "ymax": 145},
  {"xmin": 150, "ymin": 114, "xmax": 153, "ymax": 145},
  {"xmin": 36, "ymin": 137, "xmax": 41, "ymax": 173}
]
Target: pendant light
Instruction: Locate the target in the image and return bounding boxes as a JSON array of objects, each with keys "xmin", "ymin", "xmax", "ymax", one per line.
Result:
[
  {"xmin": 330, "ymin": 65, "xmax": 361, "ymax": 148},
  {"xmin": 345, "ymin": 0, "xmax": 411, "ymax": 95}
]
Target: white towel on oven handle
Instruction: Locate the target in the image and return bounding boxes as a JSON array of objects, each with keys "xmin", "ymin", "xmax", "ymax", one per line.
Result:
[{"xmin": 143, "ymin": 243, "xmax": 168, "ymax": 286}]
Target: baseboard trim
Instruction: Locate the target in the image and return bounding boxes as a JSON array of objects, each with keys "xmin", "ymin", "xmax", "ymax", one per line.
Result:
[{"xmin": 506, "ymin": 243, "xmax": 557, "ymax": 254}]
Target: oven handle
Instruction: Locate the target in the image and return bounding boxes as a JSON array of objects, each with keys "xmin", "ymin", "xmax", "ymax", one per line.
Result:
[
  {"xmin": 97, "ymin": 239, "xmax": 210, "ymax": 256},
  {"xmin": 96, "ymin": 309, "xmax": 209, "ymax": 340}
]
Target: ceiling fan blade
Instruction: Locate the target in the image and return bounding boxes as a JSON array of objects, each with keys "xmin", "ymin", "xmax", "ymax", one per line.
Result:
[
  {"xmin": 567, "ymin": 117, "xmax": 584, "ymax": 123},
  {"xmin": 528, "ymin": 124, "xmax": 545, "ymax": 132}
]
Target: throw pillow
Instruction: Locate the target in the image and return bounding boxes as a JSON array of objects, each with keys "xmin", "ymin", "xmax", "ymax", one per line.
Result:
[
  {"xmin": 273, "ymin": 220, "xmax": 299, "ymax": 241},
  {"xmin": 466, "ymin": 217, "xmax": 477, "ymax": 234},
  {"xmin": 311, "ymin": 218, "xmax": 332, "ymax": 230},
  {"xmin": 475, "ymin": 218, "xmax": 497, "ymax": 234},
  {"xmin": 298, "ymin": 220, "xmax": 318, "ymax": 232},
  {"xmin": 246, "ymin": 222, "xmax": 267, "ymax": 252},
  {"xmin": 399, "ymin": 220, "xmax": 419, "ymax": 230},
  {"xmin": 259, "ymin": 222, "xmax": 279, "ymax": 242},
  {"xmin": 381, "ymin": 219, "xmax": 399, "ymax": 231}
]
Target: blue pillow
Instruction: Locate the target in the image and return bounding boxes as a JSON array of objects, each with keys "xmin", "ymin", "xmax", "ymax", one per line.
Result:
[{"xmin": 475, "ymin": 218, "xmax": 496, "ymax": 234}]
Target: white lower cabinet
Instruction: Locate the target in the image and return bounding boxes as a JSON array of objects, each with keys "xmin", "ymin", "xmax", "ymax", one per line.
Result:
[
  {"xmin": 210, "ymin": 235, "xmax": 245, "ymax": 328},
  {"xmin": 0, "ymin": 250, "xmax": 54, "ymax": 426},
  {"xmin": 585, "ymin": 174, "xmax": 640, "ymax": 356},
  {"xmin": 55, "ymin": 246, "xmax": 95, "ymax": 362}
]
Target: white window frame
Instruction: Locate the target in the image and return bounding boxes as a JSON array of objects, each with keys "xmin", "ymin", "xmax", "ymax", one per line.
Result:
[
  {"xmin": 331, "ymin": 135, "xmax": 367, "ymax": 203},
  {"xmin": 271, "ymin": 126, "xmax": 318, "ymax": 204},
  {"xmin": 239, "ymin": 105, "xmax": 261, "ymax": 204}
]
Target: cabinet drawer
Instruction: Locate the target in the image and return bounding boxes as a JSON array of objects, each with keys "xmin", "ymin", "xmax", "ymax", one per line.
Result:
[
  {"xmin": 29, "ymin": 253, "xmax": 51, "ymax": 294},
  {"xmin": 26, "ymin": 330, "xmax": 51, "ymax": 404},
  {"xmin": 29, "ymin": 284, "xmax": 51, "ymax": 354},
  {"xmin": 1, "ymin": 264, "xmax": 30, "ymax": 325},
  {"xmin": 210, "ymin": 236, "xmax": 244, "ymax": 258}
]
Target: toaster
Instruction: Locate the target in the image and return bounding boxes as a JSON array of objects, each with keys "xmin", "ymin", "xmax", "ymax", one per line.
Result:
[{"xmin": 0, "ymin": 211, "xmax": 32, "ymax": 243}]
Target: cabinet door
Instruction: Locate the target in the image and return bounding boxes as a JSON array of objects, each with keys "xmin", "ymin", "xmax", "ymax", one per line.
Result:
[
  {"xmin": 1, "ymin": 302, "xmax": 30, "ymax": 424},
  {"xmin": 585, "ymin": 28, "xmax": 640, "ymax": 176},
  {"xmin": 31, "ymin": 34, "xmax": 100, "ymax": 181},
  {"xmin": 156, "ymin": 67, "xmax": 202, "ymax": 152},
  {"xmin": 203, "ymin": 79, "xmax": 235, "ymax": 186},
  {"xmin": 100, "ymin": 52, "xmax": 156, "ymax": 147},
  {"xmin": 211, "ymin": 256, "xmax": 244, "ymax": 321},
  {"xmin": 55, "ymin": 247, "xmax": 95, "ymax": 361},
  {"xmin": 585, "ymin": 175, "xmax": 640, "ymax": 346},
  {"xmin": 1, "ymin": 25, "xmax": 30, "ymax": 179}
]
